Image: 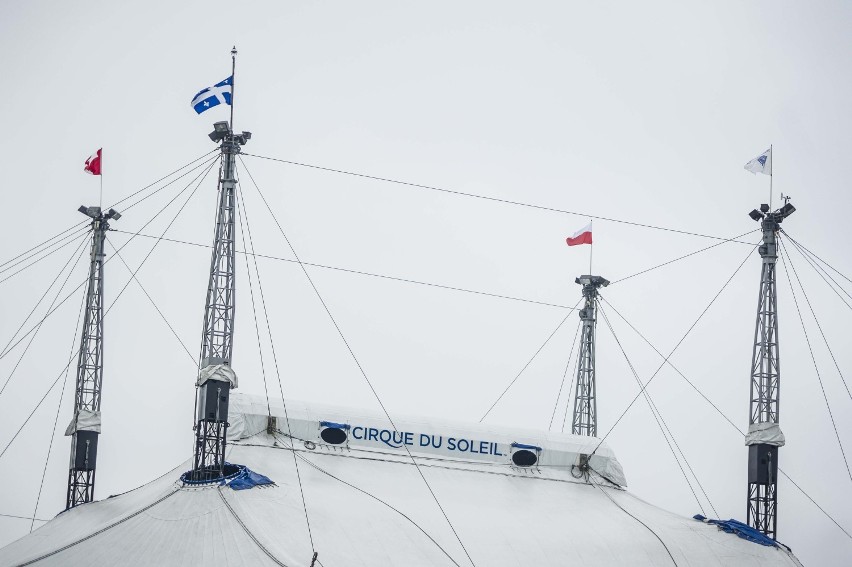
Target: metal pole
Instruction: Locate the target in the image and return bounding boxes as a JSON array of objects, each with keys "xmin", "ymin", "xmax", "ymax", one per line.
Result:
[
  {"xmin": 66, "ymin": 206, "xmax": 119, "ymax": 509},
  {"xmin": 745, "ymin": 200, "xmax": 793, "ymax": 539},
  {"xmin": 191, "ymin": 122, "xmax": 251, "ymax": 482},
  {"xmin": 230, "ymin": 47, "xmax": 237, "ymax": 132},
  {"xmin": 571, "ymin": 275, "xmax": 608, "ymax": 437}
]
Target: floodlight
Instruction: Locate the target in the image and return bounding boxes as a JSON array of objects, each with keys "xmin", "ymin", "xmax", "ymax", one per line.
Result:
[
  {"xmin": 749, "ymin": 209, "xmax": 764, "ymax": 222},
  {"xmin": 577, "ymin": 276, "xmax": 592, "ymax": 285},
  {"xmin": 209, "ymin": 121, "xmax": 231, "ymax": 143},
  {"xmin": 779, "ymin": 203, "xmax": 796, "ymax": 218},
  {"xmin": 107, "ymin": 208, "xmax": 121, "ymax": 221},
  {"xmin": 760, "ymin": 204, "xmax": 770, "ymax": 213},
  {"xmin": 78, "ymin": 206, "xmax": 101, "ymax": 219}
]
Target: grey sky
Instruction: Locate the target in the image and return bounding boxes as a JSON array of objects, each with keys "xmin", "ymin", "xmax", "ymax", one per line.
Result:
[{"xmin": 1, "ymin": 1, "xmax": 851, "ymax": 564}]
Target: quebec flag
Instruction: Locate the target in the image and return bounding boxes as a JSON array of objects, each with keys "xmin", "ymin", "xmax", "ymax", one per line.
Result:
[
  {"xmin": 191, "ymin": 76, "xmax": 233, "ymax": 114},
  {"xmin": 744, "ymin": 148, "xmax": 772, "ymax": 176}
]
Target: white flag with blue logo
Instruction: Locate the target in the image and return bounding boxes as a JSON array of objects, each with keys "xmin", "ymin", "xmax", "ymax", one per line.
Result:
[
  {"xmin": 191, "ymin": 76, "xmax": 233, "ymax": 114},
  {"xmin": 744, "ymin": 148, "xmax": 772, "ymax": 176}
]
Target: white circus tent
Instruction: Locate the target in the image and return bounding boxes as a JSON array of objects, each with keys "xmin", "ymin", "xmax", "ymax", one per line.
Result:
[{"xmin": 0, "ymin": 394, "xmax": 802, "ymax": 567}]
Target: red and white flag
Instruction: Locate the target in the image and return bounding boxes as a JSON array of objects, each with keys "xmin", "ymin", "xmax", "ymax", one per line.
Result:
[
  {"xmin": 84, "ymin": 148, "xmax": 102, "ymax": 176},
  {"xmin": 566, "ymin": 222, "xmax": 592, "ymax": 246}
]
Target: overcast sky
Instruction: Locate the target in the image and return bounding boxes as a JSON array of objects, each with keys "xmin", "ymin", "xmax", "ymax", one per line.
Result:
[{"xmin": 1, "ymin": 1, "xmax": 851, "ymax": 565}]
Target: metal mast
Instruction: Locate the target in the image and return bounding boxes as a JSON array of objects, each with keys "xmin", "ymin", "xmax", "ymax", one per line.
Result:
[
  {"xmin": 745, "ymin": 199, "xmax": 795, "ymax": 538},
  {"xmin": 190, "ymin": 120, "xmax": 251, "ymax": 482},
  {"xmin": 66, "ymin": 206, "xmax": 120, "ymax": 509},
  {"xmin": 571, "ymin": 275, "xmax": 609, "ymax": 437}
]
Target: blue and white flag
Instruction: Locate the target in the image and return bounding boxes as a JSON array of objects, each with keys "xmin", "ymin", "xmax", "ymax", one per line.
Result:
[
  {"xmin": 191, "ymin": 76, "xmax": 233, "ymax": 114},
  {"xmin": 744, "ymin": 148, "xmax": 772, "ymax": 176}
]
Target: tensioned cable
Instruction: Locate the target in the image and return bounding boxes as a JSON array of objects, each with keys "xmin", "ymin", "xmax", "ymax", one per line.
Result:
[
  {"xmin": 30, "ymin": 288, "xmax": 86, "ymax": 532},
  {"xmin": 216, "ymin": 488, "xmax": 290, "ymax": 567},
  {"xmin": 777, "ymin": 237, "xmax": 852, "ymax": 484},
  {"xmin": 780, "ymin": 232, "xmax": 852, "ymax": 290},
  {"xmin": 0, "ymin": 224, "xmax": 89, "ymax": 273},
  {"xmin": 242, "ymin": 153, "xmax": 754, "ymax": 246},
  {"xmin": 548, "ymin": 319, "xmax": 582, "ymax": 431},
  {"xmin": 101, "ymin": 162, "xmax": 215, "ymax": 346},
  {"xmin": 782, "ymin": 230, "xmax": 852, "ymax": 310},
  {"xmin": 479, "ymin": 302, "xmax": 580, "ymax": 422},
  {"xmin": 234, "ymin": 188, "xmax": 275, "ymax": 417},
  {"xmin": 587, "ymin": 243, "xmax": 757, "ymax": 459},
  {"xmin": 598, "ymin": 298, "xmax": 852, "ymax": 538},
  {"xmin": 0, "ymin": 227, "xmax": 91, "ymax": 286},
  {"xmin": 281, "ymin": 440, "xmax": 463, "ymax": 567},
  {"xmin": 0, "ymin": 161, "xmax": 218, "ymax": 461},
  {"xmin": 106, "ymin": 239, "xmax": 196, "ymax": 365},
  {"xmin": 107, "ymin": 151, "xmax": 219, "ymax": 212},
  {"xmin": 235, "ymin": 181, "xmax": 318, "ymax": 555},
  {"xmin": 109, "ymin": 230, "xmax": 574, "ymax": 310},
  {"xmin": 18, "ymin": 489, "xmax": 181, "ymax": 566},
  {"xmin": 0, "ymin": 232, "xmax": 90, "ymax": 398},
  {"xmin": 0, "ymin": 349, "xmax": 80, "ymax": 462},
  {"xmin": 238, "ymin": 156, "xmax": 478, "ymax": 567},
  {"xmin": 780, "ymin": 235, "xmax": 852, "ymax": 403},
  {"xmin": 0, "ymin": 159, "xmax": 218, "ymax": 363},
  {"xmin": 0, "ymin": 512, "xmax": 50, "ymax": 522},
  {"xmin": 560, "ymin": 331, "xmax": 584, "ymax": 433},
  {"xmin": 610, "ymin": 229, "xmax": 758, "ymax": 284},
  {"xmin": 0, "ymin": 150, "xmax": 218, "ymax": 273},
  {"xmin": 0, "ymin": 230, "xmax": 90, "ymax": 378},
  {"xmin": 600, "ymin": 297, "xmax": 742, "ymax": 434},
  {"xmin": 0, "ymin": 153, "xmax": 216, "ymax": 288},
  {"xmin": 588, "ymin": 476, "xmax": 678, "ymax": 566},
  {"xmin": 598, "ymin": 302, "xmax": 717, "ymax": 518},
  {"xmin": 777, "ymin": 468, "xmax": 852, "ymax": 539}
]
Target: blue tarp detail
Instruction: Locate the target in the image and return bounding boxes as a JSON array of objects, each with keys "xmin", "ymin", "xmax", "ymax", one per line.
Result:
[
  {"xmin": 511, "ymin": 442, "xmax": 542, "ymax": 451},
  {"xmin": 228, "ymin": 467, "xmax": 276, "ymax": 491},
  {"xmin": 693, "ymin": 515, "xmax": 778, "ymax": 547},
  {"xmin": 320, "ymin": 421, "xmax": 351, "ymax": 430}
]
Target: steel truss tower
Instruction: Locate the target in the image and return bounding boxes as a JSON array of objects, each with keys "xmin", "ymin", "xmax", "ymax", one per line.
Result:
[
  {"xmin": 571, "ymin": 275, "xmax": 609, "ymax": 437},
  {"xmin": 191, "ymin": 122, "xmax": 251, "ymax": 482},
  {"xmin": 745, "ymin": 200, "xmax": 795, "ymax": 538},
  {"xmin": 67, "ymin": 206, "xmax": 120, "ymax": 509}
]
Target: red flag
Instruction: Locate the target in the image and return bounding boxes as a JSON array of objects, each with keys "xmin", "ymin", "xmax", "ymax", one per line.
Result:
[
  {"xmin": 84, "ymin": 148, "xmax": 102, "ymax": 176},
  {"xmin": 566, "ymin": 222, "xmax": 592, "ymax": 246}
]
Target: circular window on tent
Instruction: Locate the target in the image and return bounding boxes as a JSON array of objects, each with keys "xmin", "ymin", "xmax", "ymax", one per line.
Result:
[
  {"xmin": 511, "ymin": 449, "xmax": 538, "ymax": 467},
  {"xmin": 321, "ymin": 427, "xmax": 348, "ymax": 445}
]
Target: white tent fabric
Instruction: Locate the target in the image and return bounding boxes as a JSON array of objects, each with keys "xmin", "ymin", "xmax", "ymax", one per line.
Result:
[
  {"xmin": 63, "ymin": 409, "xmax": 102, "ymax": 436},
  {"xmin": 0, "ymin": 394, "xmax": 802, "ymax": 566},
  {"xmin": 745, "ymin": 423, "xmax": 786, "ymax": 447},
  {"xmin": 197, "ymin": 364, "xmax": 238, "ymax": 389}
]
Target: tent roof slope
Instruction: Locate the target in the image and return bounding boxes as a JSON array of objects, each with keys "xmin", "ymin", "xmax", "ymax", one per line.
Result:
[{"xmin": 0, "ymin": 395, "xmax": 802, "ymax": 566}]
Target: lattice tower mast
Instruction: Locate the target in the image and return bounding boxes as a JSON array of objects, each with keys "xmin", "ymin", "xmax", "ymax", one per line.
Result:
[
  {"xmin": 745, "ymin": 200, "xmax": 795, "ymax": 539},
  {"xmin": 66, "ymin": 206, "xmax": 120, "ymax": 509},
  {"xmin": 191, "ymin": 120, "xmax": 251, "ymax": 481},
  {"xmin": 571, "ymin": 275, "xmax": 609, "ymax": 437}
]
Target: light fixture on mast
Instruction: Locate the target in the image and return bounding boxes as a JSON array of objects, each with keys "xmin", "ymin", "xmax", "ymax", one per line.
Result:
[
  {"xmin": 743, "ymin": 199, "xmax": 794, "ymax": 539},
  {"xmin": 66, "ymin": 205, "xmax": 120, "ymax": 509}
]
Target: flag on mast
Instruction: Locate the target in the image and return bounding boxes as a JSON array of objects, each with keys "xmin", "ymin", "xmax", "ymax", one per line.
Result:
[
  {"xmin": 191, "ymin": 76, "xmax": 233, "ymax": 114},
  {"xmin": 566, "ymin": 223, "xmax": 593, "ymax": 246},
  {"xmin": 83, "ymin": 149, "xmax": 102, "ymax": 176},
  {"xmin": 744, "ymin": 148, "xmax": 772, "ymax": 175}
]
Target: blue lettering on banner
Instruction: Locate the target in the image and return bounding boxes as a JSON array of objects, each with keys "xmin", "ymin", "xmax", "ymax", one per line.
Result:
[{"xmin": 346, "ymin": 426, "xmax": 507, "ymax": 457}]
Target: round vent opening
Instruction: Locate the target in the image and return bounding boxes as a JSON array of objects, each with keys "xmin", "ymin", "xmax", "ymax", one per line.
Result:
[
  {"xmin": 511, "ymin": 449, "xmax": 538, "ymax": 467},
  {"xmin": 320, "ymin": 427, "xmax": 348, "ymax": 445}
]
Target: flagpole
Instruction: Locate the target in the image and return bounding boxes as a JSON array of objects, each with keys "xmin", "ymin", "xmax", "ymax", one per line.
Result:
[
  {"xmin": 769, "ymin": 144, "xmax": 773, "ymax": 211},
  {"xmin": 589, "ymin": 219, "xmax": 593, "ymax": 274},
  {"xmin": 230, "ymin": 46, "xmax": 237, "ymax": 131}
]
